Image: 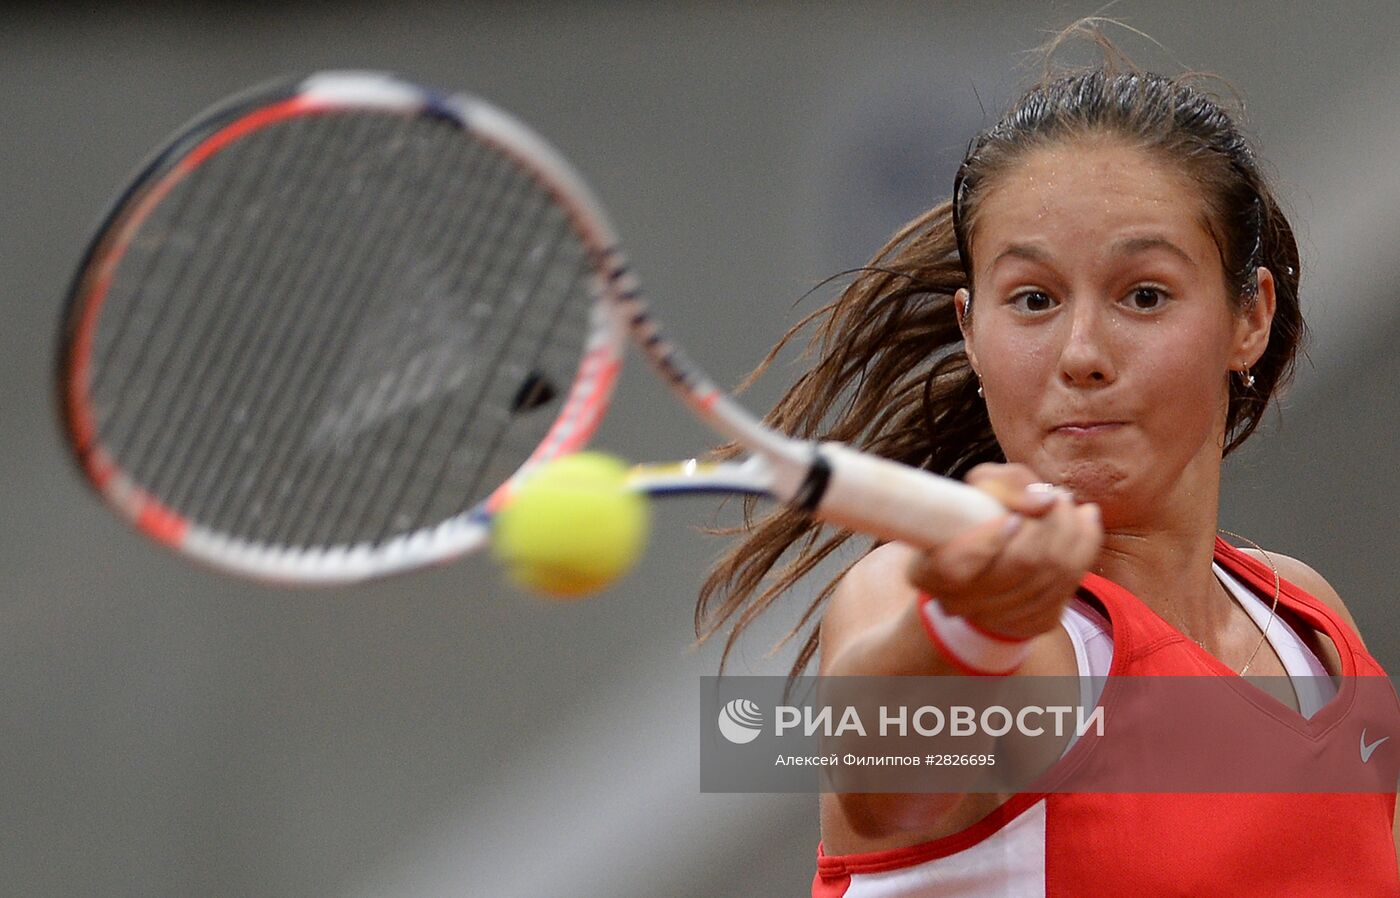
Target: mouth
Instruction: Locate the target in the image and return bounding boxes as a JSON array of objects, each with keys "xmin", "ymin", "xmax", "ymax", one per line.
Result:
[{"xmin": 1050, "ymin": 421, "xmax": 1127, "ymax": 437}]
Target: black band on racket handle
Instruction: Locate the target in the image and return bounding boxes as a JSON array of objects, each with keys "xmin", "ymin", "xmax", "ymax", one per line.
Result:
[
  {"xmin": 792, "ymin": 450, "xmax": 833, "ymax": 513},
  {"xmin": 809, "ymin": 442, "xmax": 1005, "ymax": 547}
]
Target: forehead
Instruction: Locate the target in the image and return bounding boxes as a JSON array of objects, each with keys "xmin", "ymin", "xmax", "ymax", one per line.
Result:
[{"xmin": 970, "ymin": 140, "xmax": 1217, "ymax": 268}]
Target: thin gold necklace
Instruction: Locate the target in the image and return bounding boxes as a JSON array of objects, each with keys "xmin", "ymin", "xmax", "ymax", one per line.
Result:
[
  {"xmin": 1157, "ymin": 530, "xmax": 1282, "ymax": 675},
  {"xmin": 1216, "ymin": 528, "xmax": 1282, "ymax": 677}
]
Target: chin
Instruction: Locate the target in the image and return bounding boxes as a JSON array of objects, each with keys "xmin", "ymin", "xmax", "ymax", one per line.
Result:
[{"xmin": 1044, "ymin": 458, "xmax": 1130, "ymax": 506}]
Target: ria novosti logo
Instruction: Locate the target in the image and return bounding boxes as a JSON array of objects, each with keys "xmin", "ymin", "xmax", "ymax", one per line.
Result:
[
  {"xmin": 718, "ymin": 699, "xmax": 764, "ymax": 744},
  {"xmin": 716, "ymin": 699, "xmax": 1103, "ymax": 744}
]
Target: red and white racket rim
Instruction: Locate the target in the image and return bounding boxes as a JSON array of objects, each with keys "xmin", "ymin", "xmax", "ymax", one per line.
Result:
[{"xmin": 58, "ymin": 72, "xmax": 628, "ymax": 583}]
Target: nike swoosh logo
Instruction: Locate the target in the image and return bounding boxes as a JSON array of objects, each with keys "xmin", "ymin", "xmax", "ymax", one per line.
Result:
[{"xmin": 1361, "ymin": 729, "xmax": 1390, "ymax": 763}]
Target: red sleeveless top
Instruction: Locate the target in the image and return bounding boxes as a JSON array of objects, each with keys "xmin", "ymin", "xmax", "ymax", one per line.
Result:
[{"xmin": 814, "ymin": 538, "xmax": 1400, "ymax": 897}]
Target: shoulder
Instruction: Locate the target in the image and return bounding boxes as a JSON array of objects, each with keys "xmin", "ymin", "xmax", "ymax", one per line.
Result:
[
  {"xmin": 816, "ymin": 543, "xmax": 925, "ymax": 677},
  {"xmin": 821, "ymin": 543, "xmax": 921, "ymax": 636},
  {"xmin": 1239, "ymin": 547, "xmax": 1366, "ymax": 645}
]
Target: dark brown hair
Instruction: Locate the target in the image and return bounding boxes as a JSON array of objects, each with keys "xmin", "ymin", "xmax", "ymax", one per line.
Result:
[{"xmin": 697, "ymin": 28, "xmax": 1305, "ymax": 680}]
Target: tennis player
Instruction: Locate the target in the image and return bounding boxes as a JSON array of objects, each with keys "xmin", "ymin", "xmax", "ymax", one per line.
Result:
[{"xmin": 698, "ymin": 31, "xmax": 1400, "ymax": 896}]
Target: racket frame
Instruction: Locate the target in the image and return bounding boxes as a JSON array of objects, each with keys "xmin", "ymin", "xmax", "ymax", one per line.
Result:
[{"xmin": 57, "ymin": 71, "xmax": 1004, "ymax": 585}]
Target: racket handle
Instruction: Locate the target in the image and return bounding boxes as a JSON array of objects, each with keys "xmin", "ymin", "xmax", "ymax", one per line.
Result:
[{"xmin": 811, "ymin": 442, "xmax": 1005, "ymax": 547}]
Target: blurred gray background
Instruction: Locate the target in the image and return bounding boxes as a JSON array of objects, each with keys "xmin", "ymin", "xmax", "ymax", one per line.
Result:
[{"xmin": 4, "ymin": 1, "xmax": 1399, "ymax": 895}]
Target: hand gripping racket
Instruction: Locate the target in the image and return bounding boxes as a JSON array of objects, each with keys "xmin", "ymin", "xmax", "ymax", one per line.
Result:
[{"xmin": 56, "ymin": 71, "xmax": 1003, "ymax": 584}]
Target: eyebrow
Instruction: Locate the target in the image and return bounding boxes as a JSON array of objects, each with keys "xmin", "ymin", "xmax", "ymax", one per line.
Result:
[
  {"xmin": 986, "ymin": 235, "xmax": 1197, "ymax": 272},
  {"xmin": 988, "ymin": 244, "xmax": 1053, "ymax": 270},
  {"xmin": 1110, "ymin": 235, "xmax": 1196, "ymax": 266}
]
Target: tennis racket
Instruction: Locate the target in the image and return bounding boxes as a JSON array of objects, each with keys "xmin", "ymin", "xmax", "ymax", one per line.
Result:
[{"xmin": 56, "ymin": 71, "xmax": 1003, "ymax": 585}]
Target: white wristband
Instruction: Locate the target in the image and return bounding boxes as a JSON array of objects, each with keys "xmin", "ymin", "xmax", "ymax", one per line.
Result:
[{"xmin": 918, "ymin": 594, "xmax": 1031, "ymax": 676}]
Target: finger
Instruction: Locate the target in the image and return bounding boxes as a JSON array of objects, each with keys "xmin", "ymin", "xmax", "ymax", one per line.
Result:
[
  {"xmin": 965, "ymin": 462, "xmax": 1039, "ymax": 489},
  {"xmin": 907, "ymin": 512, "xmax": 1023, "ymax": 593},
  {"xmin": 999, "ymin": 495, "xmax": 1097, "ymax": 595},
  {"xmin": 965, "ymin": 463, "xmax": 1037, "ymax": 502},
  {"xmin": 966, "ymin": 464, "xmax": 1061, "ymax": 517},
  {"xmin": 987, "ymin": 502, "xmax": 1103, "ymax": 631},
  {"xmin": 922, "ymin": 498, "xmax": 1058, "ymax": 604},
  {"xmin": 936, "ymin": 498, "xmax": 1093, "ymax": 621},
  {"xmin": 1034, "ymin": 491, "xmax": 1085, "ymax": 561},
  {"xmin": 970, "ymin": 493, "xmax": 1076, "ymax": 592}
]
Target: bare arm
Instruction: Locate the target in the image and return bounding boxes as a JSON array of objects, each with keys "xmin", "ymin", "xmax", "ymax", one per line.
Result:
[
  {"xmin": 817, "ymin": 546, "xmax": 969, "ymax": 835},
  {"xmin": 818, "ymin": 465, "xmax": 1101, "ymax": 839}
]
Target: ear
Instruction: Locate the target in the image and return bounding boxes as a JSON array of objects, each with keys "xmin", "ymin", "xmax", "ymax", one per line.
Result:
[
  {"xmin": 1231, "ymin": 267, "xmax": 1276, "ymax": 370},
  {"xmin": 954, "ymin": 288, "xmax": 980, "ymax": 374}
]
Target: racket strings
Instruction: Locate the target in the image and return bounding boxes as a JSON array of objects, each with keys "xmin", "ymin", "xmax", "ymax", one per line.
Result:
[
  {"xmin": 97, "ymin": 123, "xmax": 290, "ymax": 470},
  {"xmin": 240, "ymin": 116, "xmax": 497, "ymax": 548},
  {"xmin": 307, "ymin": 151, "xmax": 595, "ymax": 550},
  {"xmin": 345, "ymin": 161, "xmax": 596, "ymax": 548},
  {"xmin": 202, "ymin": 114, "xmax": 465, "ymax": 544},
  {"xmin": 337, "ymin": 157, "xmax": 559, "ymax": 546},
  {"xmin": 382, "ymin": 179, "xmax": 584, "ymax": 545},
  {"xmin": 288, "ymin": 134, "xmax": 533, "ymax": 549},
  {"xmin": 152, "ymin": 113, "xmax": 370, "ymax": 523},
  {"xmin": 93, "ymin": 110, "xmax": 447, "ymax": 542},
  {"xmin": 175, "ymin": 124, "xmax": 386, "ymax": 531},
  {"xmin": 151, "ymin": 111, "xmax": 401, "ymax": 536},
  {"xmin": 434, "ymin": 222, "xmax": 593, "ymax": 527},
  {"xmin": 83, "ymin": 104, "xmax": 600, "ymax": 552}
]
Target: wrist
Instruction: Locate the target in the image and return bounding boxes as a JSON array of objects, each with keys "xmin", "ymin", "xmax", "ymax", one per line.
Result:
[{"xmin": 917, "ymin": 593, "xmax": 1032, "ymax": 676}]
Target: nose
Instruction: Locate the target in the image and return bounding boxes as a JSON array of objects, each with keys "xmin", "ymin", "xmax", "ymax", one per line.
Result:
[{"xmin": 1057, "ymin": 300, "xmax": 1116, "ymax": 387}]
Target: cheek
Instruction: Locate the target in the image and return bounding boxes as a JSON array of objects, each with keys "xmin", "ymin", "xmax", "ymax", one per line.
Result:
[
  {"xmin": 971, "ymin": 325, "xmax": 1054, "ymax": 388},
  {"xmin": 972, "ymin": 329, "xmax": 1055, "ymax": 445},
  {"xmin": 1132, "ymin": 322, "xmax": 1233, "ymax": 431}
]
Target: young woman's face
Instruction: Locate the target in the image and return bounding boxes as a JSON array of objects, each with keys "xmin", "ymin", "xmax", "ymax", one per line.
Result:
[{"xmin": 960, "ymin": 140, "xmax": 1272, "ymax": 525}]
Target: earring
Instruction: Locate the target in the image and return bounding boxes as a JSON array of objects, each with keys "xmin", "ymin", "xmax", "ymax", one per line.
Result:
[
  {"xmin": 976, "ymin": 379, "xmax": 984, "ymax": 398},
  {"xmin": 1238, "ymin": 369, "xmax": 1255, "ymax": 389}
]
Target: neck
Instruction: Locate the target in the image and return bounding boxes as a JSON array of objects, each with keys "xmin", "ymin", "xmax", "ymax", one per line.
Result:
[
  {"xmin": 1095, "ymin": 524, "xmax": 1221, "ymax": 617},
  {"xmin": 1091, "ymin": 444, "xmax": 1225, "ymax": 620}
]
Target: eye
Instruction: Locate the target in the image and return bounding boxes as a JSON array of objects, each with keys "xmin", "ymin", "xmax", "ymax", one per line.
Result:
[
  {"xmin": 1010, "ymin": 290, "xmax": 1057, "ymax": 313},
  {"xmin": 1125, "ymin": 286, "xmax": 1168, "ymax": 311}
]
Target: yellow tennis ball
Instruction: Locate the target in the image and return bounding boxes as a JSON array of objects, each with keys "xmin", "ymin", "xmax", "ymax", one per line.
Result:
[{"xmin": 492, "ymin": 452, "xmax": 650, "ymax": 598}]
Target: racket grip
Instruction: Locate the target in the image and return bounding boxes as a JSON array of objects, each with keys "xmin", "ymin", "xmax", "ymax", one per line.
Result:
[{"xmin": 811, "ymin": 442, "xmax": 1005, "ymax": 547}]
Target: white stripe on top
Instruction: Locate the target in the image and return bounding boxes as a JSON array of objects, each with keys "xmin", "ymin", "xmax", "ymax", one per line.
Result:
[{"xmin": 1061, "ymin": 566, "xmax": 1336, "ymax": 719}]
